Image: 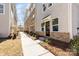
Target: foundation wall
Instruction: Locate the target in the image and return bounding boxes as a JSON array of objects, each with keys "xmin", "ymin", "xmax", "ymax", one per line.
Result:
[
  {"xmin": 50, "ymin": 32, "xmax": 70, "ymax": 43},
  {"xmin": 37, "ymin": 31, "xmax": 70, "ymax": 43}
]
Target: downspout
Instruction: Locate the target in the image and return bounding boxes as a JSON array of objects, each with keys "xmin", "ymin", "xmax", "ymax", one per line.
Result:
[{"xmin": 68, "ymin": 3, "xmax": 73, "ymax": 39}]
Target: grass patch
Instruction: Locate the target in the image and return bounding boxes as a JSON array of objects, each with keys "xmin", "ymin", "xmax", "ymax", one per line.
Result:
[{"xmin": 0, "ymin": 36, "xmax": 22, "ymax": 56}]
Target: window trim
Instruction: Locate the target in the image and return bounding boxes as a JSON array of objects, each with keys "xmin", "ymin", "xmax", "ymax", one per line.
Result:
[
  {"xmin": 52, "ymin": 18, "xmax": 58, "ymax": 25},
  {"xmin": 52, "ymin": 18, "xmax": 59, "ymax": 32},
  {"xmin": 0, "ymin": 4, "xmax": 5, "ymax": 15},
  {"xmin": 52, "ymin": 25, "xmax": 59, "ymax": 32}
]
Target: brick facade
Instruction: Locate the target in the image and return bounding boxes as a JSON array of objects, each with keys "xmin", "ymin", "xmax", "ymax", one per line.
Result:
[
  {"xmin": 37, "ymin": 31, "xmax": 70, "ymax": 43},
  {"xmin": 50, "ymin": 32, "xmax": 70, "ymax": 43}
]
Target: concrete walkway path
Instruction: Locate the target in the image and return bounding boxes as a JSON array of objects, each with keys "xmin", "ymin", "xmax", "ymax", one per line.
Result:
[{"xmin": 19, "ymin": 32, "xmax": 54, "ymax": 56}]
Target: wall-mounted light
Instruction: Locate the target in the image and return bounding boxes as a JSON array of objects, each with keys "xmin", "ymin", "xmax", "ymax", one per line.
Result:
[{"xmin": 77, "ymin": 27, "xmax": 79, "ymax": 35}]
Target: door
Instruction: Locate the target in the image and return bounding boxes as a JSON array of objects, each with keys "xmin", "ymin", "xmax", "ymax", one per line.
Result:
[{"xmin": 45, "ymin": 21, "xmax": 50, "ymax": 36}]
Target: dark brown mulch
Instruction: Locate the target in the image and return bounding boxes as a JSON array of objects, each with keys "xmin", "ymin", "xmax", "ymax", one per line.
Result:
[
  {"xmin": 49, "ymin": 39, "xmax": 70, "ymax": 51},
  {"xmin": 39, "ymin": 40, "xmax": 75, "ymax": 56}
]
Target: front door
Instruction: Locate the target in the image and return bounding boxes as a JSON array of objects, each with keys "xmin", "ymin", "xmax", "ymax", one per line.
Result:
[{"xmin": 45, "ymin": 21, "xmax": 50, "ymax": 36}]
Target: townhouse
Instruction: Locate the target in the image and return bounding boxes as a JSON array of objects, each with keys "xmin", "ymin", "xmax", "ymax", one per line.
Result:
[
  {"xmin": 24, "ymin": 3, "xmax": 35, "ymax": 33},
  {"xmin": 0, "ymin": 3, "xmax": 17, "ymax": 38},
  {"xmin": 10, "ymin": 3, "xmax": 18, "ymax": 37},
  {"xmin": 24, "ymin": 3, "xmax": 79, "ymax": 43}
]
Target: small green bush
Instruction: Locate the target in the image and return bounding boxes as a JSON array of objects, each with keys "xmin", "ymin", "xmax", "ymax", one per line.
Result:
[
  {"xmin": 43, "ymin": 38, "xmax": 51, "ymax": 44},
  {"xmin": 70, "ymin": 36, "xmax": 79, "ymax": 55},
  {"xmin": 29, "ymin": 31, "xmax": 33, "ymax": 36}
]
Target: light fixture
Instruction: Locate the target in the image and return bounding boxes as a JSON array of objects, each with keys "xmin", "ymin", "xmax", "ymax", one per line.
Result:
[{"xmin": 77, "ymin": 27, "xmax": 79, "ymax": 35}]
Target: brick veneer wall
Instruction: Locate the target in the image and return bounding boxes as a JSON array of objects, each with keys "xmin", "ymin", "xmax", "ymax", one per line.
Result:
[
  {"xmin": 50, "ymin": 32, "xmax": 70, "ymax": 43},
  {"xmin": 37, "ymin": 31, "xmax": 70, "ymax": 43}
]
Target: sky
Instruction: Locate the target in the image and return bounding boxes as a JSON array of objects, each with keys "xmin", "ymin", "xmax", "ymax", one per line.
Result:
[{"xmin": 16, "ymin": 3, "xmax": 30, "ymax": 27}]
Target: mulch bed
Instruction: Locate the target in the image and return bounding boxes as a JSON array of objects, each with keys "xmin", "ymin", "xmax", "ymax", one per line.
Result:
[{"xmin": 39, "ymin": 40, "xmax": 75, "ymax": 56}]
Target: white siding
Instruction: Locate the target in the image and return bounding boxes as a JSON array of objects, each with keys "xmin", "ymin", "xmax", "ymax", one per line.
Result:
[
  {"xmin": 35, "ymin": 3, "xmax": 69, "ymax": 33},
  {"xmin": 0, "ymin": 3, "xmax": 10, "ymax": 37},
  {"xmin": 35, "ymin": 4, "xmax": 44, "ymax": 32},
  {"xmin": 50, "ymin": 3, "xmax": 69, "ymax": 33},
  {"xmin": 72, "ymin": 4, "xmax": 79, "ymax": 36},
  {"xmin": 35, "ymin": 3, "xmax": 79, "ymax": 39}
]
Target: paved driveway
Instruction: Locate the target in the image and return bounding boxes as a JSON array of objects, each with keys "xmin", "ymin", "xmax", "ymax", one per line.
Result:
[{"xmin": 19, "ymin": 32, "xmax": 54, "ymax": 56}]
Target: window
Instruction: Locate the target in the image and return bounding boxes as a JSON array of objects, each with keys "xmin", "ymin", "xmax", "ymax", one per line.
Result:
[
  {"xmin": 41, "ymin": 23, "xmax": 44, "ymax": 31},
  {"xmin": 53, "ymin": 25, "xmax": 58, "ymax": 31},
  {"xmin": 0, "ymin": 4, "xmax": 4, "ymax": 14},
  {"xmin": 49, "ymin": 3, "xmax": 52, "ymax": 7},
  {"xmin": 52, "ymin": 18, "xmax": 58, "ymax": 31},
  {"xmin": 53, "ymin": 18, "xmax": 58, "ymax": 25},
  {"xmin": 43, "ymin": 4, "xmax": 46, "ymax": 11}
]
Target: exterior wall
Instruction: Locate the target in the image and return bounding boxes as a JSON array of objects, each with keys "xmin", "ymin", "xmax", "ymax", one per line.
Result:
[
  {"xmin": 25, "ymin": 16, "xmax": 35, "ymax": 32},
  {"xmin": 24, "ymin": 18, "xmax": 30, "ymax": 31},
  {"xmin": 35, "ymin": 4, "xmax": 44, "ymax": 32},
  {"xmin": 0, "ymin": 3, "xmax": 10, "ymax": 37},
  {"xmin": 51, "ymin": 3, "xmax": 71, "ymax": 42},
  {"xmin": 24, "ymin": 9, "xmax": 29, "ymax": 31},
  {"xmin": 50, "ymin": 3, "xmax": 69, "ymax": 33},
  {"xmin": 24, "ymin": 4, "xmax": 35, "ymax": 32},
  {"xmin": 36, "ymin": 31, "xmax": 45, "ymax": 36},
  {"xmin": 35, "ymin": 3, "xmax": 69, "ymax": 31},
  {"xmin": 72, "ymin": 4, "xmax": 79, "ymax": 37},
  {"xmin": 50, "ymin": 32, "xmax": 70, "ymax": 42},
  {"xmin": 10, "ymin": 3, "xmax": 17, "ymax": 34},
  {"xmin": 0, "ymin": 3, "xmax": 17, "ymax": 38},
  {"xmin": 24, "ymin": 3, "xmax": 79, "ymax": 42},
  {"xmin": 35, "ymin": 3, "xmax": 71, "ymax": 42}
]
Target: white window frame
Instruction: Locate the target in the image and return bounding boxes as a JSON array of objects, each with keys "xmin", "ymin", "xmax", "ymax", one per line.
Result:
[{"xmin": 0, "ymin": 4, "xmax": 5, "ymax": 15}]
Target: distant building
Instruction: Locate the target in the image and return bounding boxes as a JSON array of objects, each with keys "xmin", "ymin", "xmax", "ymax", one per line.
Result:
[
  {"xmin": 24, "ymin": 3, "xmax": 35, "ymax": 32},
  {"xmin": 18, "ymin": 25, "xmax": 24, "ymax": 31}
]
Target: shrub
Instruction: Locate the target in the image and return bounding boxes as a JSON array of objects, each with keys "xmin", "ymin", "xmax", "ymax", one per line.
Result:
[
  {"xmin": 9, "ymin": 33, "xmax": 17, "ymax": 39},
  {"xmin": 13, "ymin": 34, "xmax": 16, "ymax": 39},
  {"xmin": 70, "ymin": 36, "xmax": 79, "ymax": 55},
  {"xmin": 34, "ymin": 32, "xmax": 40, "ymax": 39},
  {"xmin": 43, "ymin": 38, "xmax": 51, "ymax": 44},
  {"xmin": 32, "ymin": 33, "xmax": 36, "ymax": 37},
  {"xmin": 29, "ymin": 31, "xmax": 36, "ymax": 37},
  {"xmin": 24, "ymin": 31, "xmax": 29, "ymax": 34},
  {"xmin": 25, "ymin": 31, "xmax": 29, "ymax": 34},
  {"xmin": 29, "ymin": 31, "xmax": 34, "ymax": 36}
]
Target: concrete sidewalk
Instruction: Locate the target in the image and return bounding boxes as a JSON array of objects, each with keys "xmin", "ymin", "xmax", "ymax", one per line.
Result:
[{"xmin": 20, "ymin": 32, "xmax": 54, "ymax": 56}]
